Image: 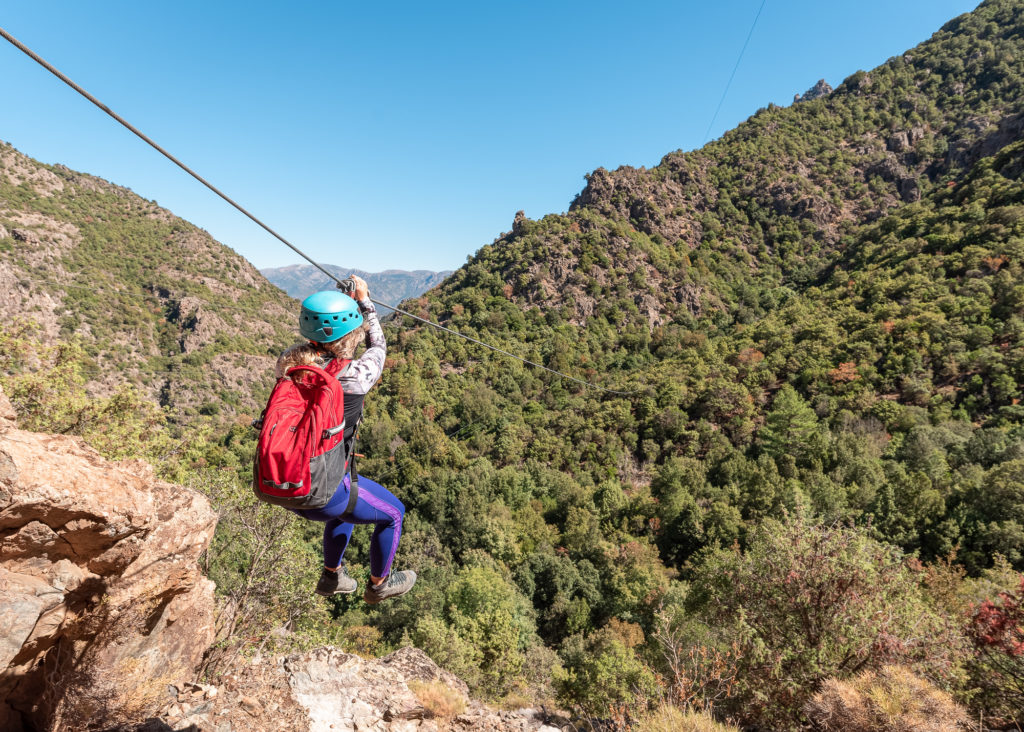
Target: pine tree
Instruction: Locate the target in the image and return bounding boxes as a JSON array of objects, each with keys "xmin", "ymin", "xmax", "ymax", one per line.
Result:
[{"xmin": 759, "ymin": 385, "xmax": 820, "ymax": 464}]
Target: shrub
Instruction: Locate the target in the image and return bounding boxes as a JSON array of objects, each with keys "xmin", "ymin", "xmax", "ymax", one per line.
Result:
[
  {"xmin": 556, "ymin": 621, "xmax": 662, "ymax": 718},
  {"xmin": 47, "ymin": 649, "xmax": 182, "ymax": 731},
  {"xmin": 198, "ymin": 469, "xmax": 327, "ymax": 675},
  {"xmin": 804, "ymin": 665, "xmax": 967, "ymax": 732},
  {"xmin": 411, "ymin": 615, "xmax": 484, "ymax": 690},
  {"xmin": 341, "ymin": 625, "xmax": 383, "ymax": 658},
  {"xmin": 651, "ymin": 608, "xmax": 740, "ymax": 714},
  {"xmin": 407, "ymin": 679, "xmax": 467, "ymax": 721},
  {"xmin": 686, "ymin": 513, "xmax": 965, "ymax": 729},
  {"xmin": 966, "ymin": 573, "xmax": 1024, "ymax": 723}
]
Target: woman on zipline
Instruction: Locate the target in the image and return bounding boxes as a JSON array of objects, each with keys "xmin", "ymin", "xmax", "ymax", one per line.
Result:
[{"xmin": 276, "ymin": 275, "xmax": 416, "ymax": 602}]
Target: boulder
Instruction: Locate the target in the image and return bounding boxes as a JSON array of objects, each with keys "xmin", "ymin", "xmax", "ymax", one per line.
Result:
[
  {"xmin": 10, "ymin": 228, "xmax": 40, "ymax": 246},
  {"xmin": 0, "ymin": 408, "xmax": 217, "ymax": 731}
]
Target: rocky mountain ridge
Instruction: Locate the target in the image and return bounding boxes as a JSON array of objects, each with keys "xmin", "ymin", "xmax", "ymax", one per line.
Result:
[
  {"xmin": 444, "ymin": 0, "xmax": 1024, "ymax": 330},
  {"xmin": 0, "ymin": 142, "xmax": 298, "ymax": 425},
  {"xmin": 262, "ymin": 264, "xmax": 452, "ymax": 303}
]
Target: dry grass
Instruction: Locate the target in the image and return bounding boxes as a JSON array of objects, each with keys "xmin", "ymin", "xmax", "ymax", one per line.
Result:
[
  {"xmin": 407, "ymin": 679, "xmax": 468, "ymax": 722},
  {"xmin": 805, "ymin": 665, "xmax": 968, "ymax": 732},
  {"xmin": 631, "ymin": 704, "xmax": 740, "ymax": 732},
  {"xmin": 497, "ymin": 690, "xmax": 533, "ymax": 710},
  {"xmin": 50, "ymin": 656, "xmax": 181, "ymax": 731}
]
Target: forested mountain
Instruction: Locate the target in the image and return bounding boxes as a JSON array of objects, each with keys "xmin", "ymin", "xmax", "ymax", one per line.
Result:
[
  {"xmin": 262, "ymin": 263, "xmax": 452, "ymax": 302},
  {"xmin": 347, "ymin": 1, "xmax": 1024, "ymax": 726},
  {"xmin": 2, "ymin": 1, "xmax": 1023, "ymax": 729},
  {"xmin": 0, "ymin": 144, "xmax": 297, "ymax": 422}
]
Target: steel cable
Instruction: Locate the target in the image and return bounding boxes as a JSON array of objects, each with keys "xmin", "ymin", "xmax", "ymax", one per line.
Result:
[{"xmin": 702, "ymin": 0, "xmax": 768, "ymax": 144}]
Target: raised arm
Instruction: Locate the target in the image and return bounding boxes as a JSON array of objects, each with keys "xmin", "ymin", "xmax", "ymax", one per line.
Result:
[{"xmin": 340, "ymin": 275, "xmax": 386, "ymax": 395}]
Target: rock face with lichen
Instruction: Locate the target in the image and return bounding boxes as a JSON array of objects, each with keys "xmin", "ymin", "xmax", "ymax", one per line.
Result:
[
  {"xmin": 132, "ymin": 647, "xmax": 567, "ymax": 732},
  {"xmin": 0, "ymin": 388, "xmax": 217, "ymax": 732}
]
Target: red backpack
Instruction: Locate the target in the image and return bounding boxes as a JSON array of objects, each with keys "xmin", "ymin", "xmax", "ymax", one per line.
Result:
[{"xmin": 253, "ymin": 359, "xmax": 354, "ymax": 510}]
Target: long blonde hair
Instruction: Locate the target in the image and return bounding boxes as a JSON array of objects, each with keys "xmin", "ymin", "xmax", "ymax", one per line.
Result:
[{"xmin": 275, "ymin": 323, "xmax": 368, "ymax": 379}]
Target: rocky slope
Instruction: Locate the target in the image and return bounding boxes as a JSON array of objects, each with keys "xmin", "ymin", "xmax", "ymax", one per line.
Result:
[
  {"xmin": 0, "ymin": 143, "xmax": 298, "ymax": 425},
  {"xmin": 0, "ymin": 386, "xmax": 217, "ymax": 731},
  {"xmin": 135, "ymin": 647, "xmax": 566, "ymax": 732},
  {"xmin": 262, "ymin": 264, "xmax": 452, "ymax": 303}
]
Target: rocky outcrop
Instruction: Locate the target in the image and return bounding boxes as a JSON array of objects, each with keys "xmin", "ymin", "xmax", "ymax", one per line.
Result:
[
  {"xmin": 512, "ymin": 210, "xmax": 528, "ymax": 236},
  {"xmin": 136, "ymin": 647, "xmax": 567, "ymax": 732},
  {"xmin": 0, "ymin": 390, "xmax": 217, "ymax": 732},
  {"xmin": 887, "ymin": 126, "xmax": 926, "ymax": 153},
  {"xmin": 172, "ymin": 296, "xmax": 229, "ymax": 354},
  {"xmin": 794, "ymin": 78, "xmax": 833, "ymax": 102},
  {"xmin": 945, "ymin": 111, "xmax": 1024, "ymax": 172}
]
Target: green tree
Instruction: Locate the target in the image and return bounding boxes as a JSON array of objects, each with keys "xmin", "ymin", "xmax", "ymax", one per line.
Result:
[
  {"xmin": 556, "ymin": 620, "xmax": 661, "ymax": 717},
  {"xmin": 758, "ymin": 385, "xmax": 822, "ymax": 465}
]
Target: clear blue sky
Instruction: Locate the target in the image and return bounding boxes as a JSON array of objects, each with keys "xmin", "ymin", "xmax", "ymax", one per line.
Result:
[{"xmin": 2, "ymin": 1, "xmax": 980, "ymax": 273}]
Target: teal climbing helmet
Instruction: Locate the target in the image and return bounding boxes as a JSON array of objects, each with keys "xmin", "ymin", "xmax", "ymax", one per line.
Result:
[{"xmin": 299, "ymin": 291, "xmax": 363, "ymax": 343}]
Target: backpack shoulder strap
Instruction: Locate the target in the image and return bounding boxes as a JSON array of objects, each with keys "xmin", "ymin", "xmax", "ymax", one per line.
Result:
[{"xmin": 324, "ymin": 357, "xmax": 353, "ymax": 379}]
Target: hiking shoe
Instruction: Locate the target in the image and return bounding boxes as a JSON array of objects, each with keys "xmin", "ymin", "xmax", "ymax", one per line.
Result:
[
  {"xmin": 363, "ymin": 570, "xmax": 417, "ymax": 604},
  {"xmin": 315, "ymin": 564, "xmax": 357, "ymax": 596}
]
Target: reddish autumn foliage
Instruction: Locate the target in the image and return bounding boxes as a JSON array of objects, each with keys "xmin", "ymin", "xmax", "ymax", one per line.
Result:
[
  {"xmin": 828, "ymin": 361, "xmax": 860, "ymax": 384},
  {"xmin": 967, "ymin": 575, "xmax": 1024, "ymax": 721},
  {"xmin": 971, "ymin": 577, "xmax": 1024, "ymax": 655},
  {"xmin": 981, "ymin": 254, "xmax": 1008, "ymax": 272},
  {"xmin": 735, "ymin": 347, "xmax": 764, "ymax": 367}
]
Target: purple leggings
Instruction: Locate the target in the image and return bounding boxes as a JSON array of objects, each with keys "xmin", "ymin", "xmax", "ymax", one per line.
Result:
[{"xmin": 292, "ymin": 474, "xmax": 404, "ymax": 578}]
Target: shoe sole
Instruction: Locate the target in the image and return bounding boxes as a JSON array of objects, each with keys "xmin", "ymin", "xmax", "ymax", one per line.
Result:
[
  {"xmin": 363, "ymin": 586, "xmax": 414, "ymax": 604},
  {"xmin": 315, "ymin": 586, "xmax": 358, "ymax": 597}
]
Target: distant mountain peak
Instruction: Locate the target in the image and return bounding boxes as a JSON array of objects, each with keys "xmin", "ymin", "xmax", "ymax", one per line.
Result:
[{"xmin": 261, "ymin": 265, "xmax": 452, "ymax": 303}]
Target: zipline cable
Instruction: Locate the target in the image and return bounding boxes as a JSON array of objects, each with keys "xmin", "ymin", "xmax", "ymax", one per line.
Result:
[
  {"xmin": 702, "ymin": 0, "xmax": 767, "ymax": 144},
  {"xmin": 0, "ymin": 25, "xmax": 637, "ymax": 397}
]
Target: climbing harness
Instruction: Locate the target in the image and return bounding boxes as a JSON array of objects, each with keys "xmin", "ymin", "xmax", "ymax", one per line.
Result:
[{"xmin": 0, "ymin": 26, "xmax": 637, "ymax": 396}]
